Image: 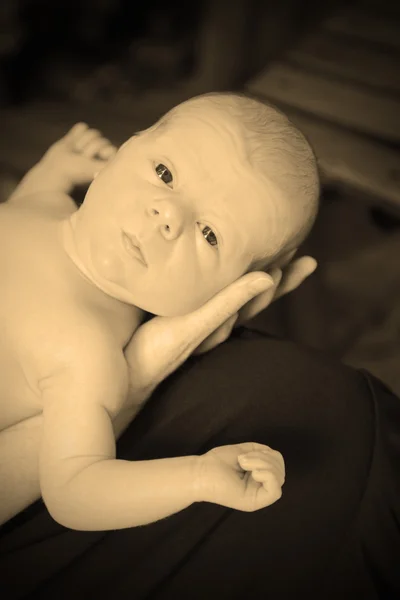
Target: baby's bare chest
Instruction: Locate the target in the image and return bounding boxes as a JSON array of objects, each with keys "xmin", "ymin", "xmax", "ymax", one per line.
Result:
[
  {"xmin": 0, "ymin": 207, "xmax": 69, "ymax": 428},
  {"xmin": 0, "ymin": 203, "xmax": 137, "ymax": 431}
]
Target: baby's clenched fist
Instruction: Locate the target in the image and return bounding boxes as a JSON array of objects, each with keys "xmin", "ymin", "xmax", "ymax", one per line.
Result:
[
  {"xmin": 196, "ymin": 442, "xmax": 285, "ymax": 512},
  {"xmin": 61, "ymin": 123, "xmax": 117, "ymax": 161},
  {"xmin": 39, "ymin": 123, "xmax": 118, "ymax": 192}
]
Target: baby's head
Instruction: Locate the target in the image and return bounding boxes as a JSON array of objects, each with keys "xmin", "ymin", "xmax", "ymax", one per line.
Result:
[{"xmin": 69, "ymin": 92, "xmax": 320, "ymax": 316}]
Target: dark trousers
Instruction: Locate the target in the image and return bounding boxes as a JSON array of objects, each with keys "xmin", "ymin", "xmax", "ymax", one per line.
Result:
[{"xmin": 1, "ymin": 327, "xmax": 399, "ymax": 599}]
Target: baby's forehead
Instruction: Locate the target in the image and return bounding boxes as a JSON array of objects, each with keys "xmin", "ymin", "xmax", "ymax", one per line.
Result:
[
  {"xmin": 154, "ymin": 107, "xmax": 250, "ymax": 174},
  {"xmin": 166, "ymin": 103, "xmax": 243, "ymax": 140}
]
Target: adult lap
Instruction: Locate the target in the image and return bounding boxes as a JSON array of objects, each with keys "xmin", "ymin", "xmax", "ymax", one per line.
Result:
[{"xmin": 1, "ymin": 327, "xmax": 399, "ymax": 599}]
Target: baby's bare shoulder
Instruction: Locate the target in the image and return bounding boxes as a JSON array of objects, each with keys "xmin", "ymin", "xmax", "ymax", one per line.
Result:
[
  {"xmin": 38, "ymin": 309, "xmax": 126, "ymax": 374},
  {"xmin": 38, "ymin": 316, "xmax": 130, "ymax": 415},
  {"xmin": 7, "ymin": 190, "xmax": 76, "ymax": 217}
]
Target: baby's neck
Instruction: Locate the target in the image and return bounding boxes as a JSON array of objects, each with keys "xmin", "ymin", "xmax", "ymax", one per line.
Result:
[{"xmin": 58, "ymin": 216, "xmax": 145, "ymax": 327}]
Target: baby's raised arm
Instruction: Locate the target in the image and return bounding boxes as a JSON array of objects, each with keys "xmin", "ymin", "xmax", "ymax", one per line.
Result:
[
  {"xmin": 39, "ymin": 333, "xmax": 200, "ymax": 531},
  {"xmin": 7, "ymin": 124, "xmax": 116, "ymax": 210}
]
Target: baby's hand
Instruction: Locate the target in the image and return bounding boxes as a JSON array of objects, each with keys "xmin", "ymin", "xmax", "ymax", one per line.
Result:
[
  {"xmin": 40, "ymin": 123, "xmax": 117, "ymax": 192},
  {"xmin": 197, "ymin": 442, "xmax": 285, "ymax": 512}
]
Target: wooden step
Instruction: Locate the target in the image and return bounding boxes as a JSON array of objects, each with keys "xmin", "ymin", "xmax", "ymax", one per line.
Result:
[
  {"xmin": 288, "ymin": 111, "xmax": 400, "ymax": 212},
  {"xmin": 288, "ymin": 31, "xmax": 400, "ymax": 94},
  {"xmin": 324, "ymin": 7, "xmax": 400, "ymax": 49},
  {"xmin": 248, "ymin": 62, "xmax": 400, "ymax": 143}
]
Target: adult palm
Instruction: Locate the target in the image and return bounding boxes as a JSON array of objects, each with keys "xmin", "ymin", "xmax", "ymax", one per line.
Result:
[{"xmin": 124, "ymin": 256, "xmax": 317, "ymax": 402}]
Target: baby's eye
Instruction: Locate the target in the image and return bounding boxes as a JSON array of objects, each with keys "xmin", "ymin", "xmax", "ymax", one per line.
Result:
[
  {"xmin": 201, "ymin": 225, "xmax": 218, "ymax": 248},
  {"xmin": 155, "ymin": 163, "xmax": 173, "ymax": 186}
]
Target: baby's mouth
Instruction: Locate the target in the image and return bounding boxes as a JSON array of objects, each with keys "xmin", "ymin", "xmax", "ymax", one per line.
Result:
[{"xmin": 122, "ymin": 231, "xmax": 147, "ymax": 266}]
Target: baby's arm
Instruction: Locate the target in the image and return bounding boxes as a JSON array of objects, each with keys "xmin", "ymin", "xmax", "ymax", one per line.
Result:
[
  {"xmin": 7, "ymin": 124, "xmax": 116, "ymax": 207},
  {"xmin": 39, "ymin": 336, "xmax": 200, "ymax": 531},
  {"xmin": 0, "ymin": 402, "xmax": 145, "ymax": 526}
]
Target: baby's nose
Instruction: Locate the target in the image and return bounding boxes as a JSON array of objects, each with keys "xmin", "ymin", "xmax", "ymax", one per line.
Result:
[{"xmin": 148, "ymin": 199, "xmax": 190, "ymax": 240}]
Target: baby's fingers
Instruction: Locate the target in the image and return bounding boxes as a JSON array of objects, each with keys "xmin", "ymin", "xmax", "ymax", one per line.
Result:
[
  {"xmin": 82, "ymin": 137, "xmax": 117, "ymax": 159},
  {"xmin": 238, "ymin": 450, "xmax": 285, "ymax": 486},
  {"xmin": 64, "ymin": 123, "xmax": 117, "ymax": 159},
  {"xmin": 255, "ymin": 470, "xmax": 283, "ymax": 502},
  {"xmin": 96, "ymin": 144, "xmax": 118, "ymax": 159},
  {"xmin": 63, "ymin": 122, "xmax": 88, "ymax": 144},
  {"xmin": 74, "ymin": 128, "xmax": 102, "ymax": 152},
  {"xmin": 251, "ymin": 469, "xmax": 278, "ymax": 484}
]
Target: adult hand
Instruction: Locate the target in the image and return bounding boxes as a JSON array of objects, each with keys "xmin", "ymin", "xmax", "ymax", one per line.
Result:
[
  {"xmin": 124, "ymin": 256, "xmax": 317, "ymax": 403},
  {"xmin": 193, "ymin": 254, "xmax": 317, "ymax": 355}
]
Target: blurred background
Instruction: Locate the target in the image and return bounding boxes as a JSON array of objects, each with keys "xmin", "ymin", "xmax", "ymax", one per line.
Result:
[{"xmin": 0, "ymin": 0, "xmax": 399, "ymax": 393}]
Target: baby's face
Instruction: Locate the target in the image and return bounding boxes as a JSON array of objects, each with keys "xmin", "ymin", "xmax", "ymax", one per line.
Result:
[{"xmin": 69, "ymin": 104, "xmax": 287, "ymax": 316}]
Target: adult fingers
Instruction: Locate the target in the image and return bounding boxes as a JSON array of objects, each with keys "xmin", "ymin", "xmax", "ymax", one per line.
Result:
[
  {"xmin": 193, "ymin": 270, "xmax": 280, "ymax": 355},
  {"xmin": 235, "ymin": 257, "xmax": 317, "ymax": 326},
  {"xmin": 274, "ymin": 256, "xmax": 317, "ymax": 300},
  {"xmin": 235, "ymin": 268, "xmax": 283, "ymax": 326},
  {"xmin": 192, "ymin": 313, "xmax": 239, "ymax": 355},
  {"xmin": 182, "ymin": 273, "xmax": 274, "ymax": 355}
]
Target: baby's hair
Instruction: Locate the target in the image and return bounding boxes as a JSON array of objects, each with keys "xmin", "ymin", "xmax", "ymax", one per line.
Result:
[{"xmin": 151, "ymin": 91, "xmax": 321, "ymax": 269}]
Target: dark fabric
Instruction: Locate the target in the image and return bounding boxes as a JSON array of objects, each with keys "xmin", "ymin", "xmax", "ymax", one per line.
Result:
[{"xmin": 1, "ymin": 327, "xmax": 399, "ymax": 599}]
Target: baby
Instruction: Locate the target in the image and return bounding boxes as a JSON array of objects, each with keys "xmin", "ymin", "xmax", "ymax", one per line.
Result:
[{"xmin": 0, "ymin": 92, "xmax": 319, "ymax": 530}]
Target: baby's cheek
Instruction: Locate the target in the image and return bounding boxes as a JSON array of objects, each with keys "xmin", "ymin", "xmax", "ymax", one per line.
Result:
[{"xmin": 91, "ymin": 236, "xmax": 125, "ymax": 283}]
